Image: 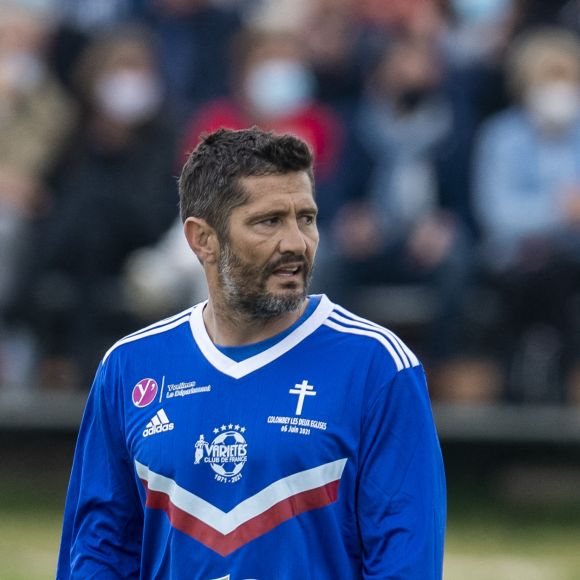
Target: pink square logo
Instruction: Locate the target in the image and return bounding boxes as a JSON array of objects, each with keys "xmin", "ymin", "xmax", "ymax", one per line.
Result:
[{"xmin": 132, "ymin": 378, "xmax": 158, "ymax": 408}]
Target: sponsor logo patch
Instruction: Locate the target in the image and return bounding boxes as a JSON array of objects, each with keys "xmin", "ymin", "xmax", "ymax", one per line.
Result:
[{"xmin": 132, "ymin": 378, "xmax": 158, "ymax": 408}]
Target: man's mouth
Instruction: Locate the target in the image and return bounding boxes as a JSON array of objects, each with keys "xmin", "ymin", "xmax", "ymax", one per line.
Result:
[{"xmin": 272, "ymin": 264, "xmax": 303, "ymax": 277}]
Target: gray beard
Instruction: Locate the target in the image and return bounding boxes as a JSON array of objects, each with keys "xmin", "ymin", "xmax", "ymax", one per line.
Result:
[{"xmin": 217, "ymin": 242, "xmax": 310, "ymax": 320}]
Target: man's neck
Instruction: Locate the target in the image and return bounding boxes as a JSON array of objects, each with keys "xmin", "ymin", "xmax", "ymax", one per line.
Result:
[{"xmin": 202, "ymin": 297, "xmax": 308, "ymax": 347}]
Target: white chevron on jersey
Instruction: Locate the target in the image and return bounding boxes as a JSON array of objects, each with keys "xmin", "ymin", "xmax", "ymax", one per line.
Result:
[
  {"xmin": 135, "ymin": 457, "xmax": 347, "ymax": 556},
  {"xmin": 189, "ymin": 295, "xmax": 335, "ymax": 379}
]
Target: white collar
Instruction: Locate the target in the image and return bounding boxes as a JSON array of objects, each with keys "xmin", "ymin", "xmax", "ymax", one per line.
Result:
[{"xmin": 189, "ymin": 295, "xmax": 334, "ymax": 379}]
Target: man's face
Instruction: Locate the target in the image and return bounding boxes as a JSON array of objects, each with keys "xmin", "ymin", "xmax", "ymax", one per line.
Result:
[{"xmin": 216, "ymin": 171, "xmax": 318, "ymax": 319}]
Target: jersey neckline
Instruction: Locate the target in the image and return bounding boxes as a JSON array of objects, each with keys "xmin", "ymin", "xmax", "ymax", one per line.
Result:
[
  {"xmin": 189, "ymin": 294, "xmax": 334, "ymax": 379},
  {"xmin": 215, "ymin": 295, "xmax": 321, "ymax": 362}
]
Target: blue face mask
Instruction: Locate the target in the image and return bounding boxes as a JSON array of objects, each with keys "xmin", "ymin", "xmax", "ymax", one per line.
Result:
[
  {"xmin": 451, "ymin": 0, "xmax": 512, "ymax": 25},
  {"xmin": 244, "ymin": 58, "xmax": 315, "ymax": 118}
]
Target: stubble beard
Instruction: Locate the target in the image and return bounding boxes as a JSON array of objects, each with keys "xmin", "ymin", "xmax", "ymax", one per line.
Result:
[{"xmin": 217, "ymin": 240, "xmax": 312, "ymax": 320}]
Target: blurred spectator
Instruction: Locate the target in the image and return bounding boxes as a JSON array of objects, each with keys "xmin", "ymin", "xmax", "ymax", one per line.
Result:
[
  {"xmin": 0, "ymin": 1, "xmax": 76, "ymax": 389},
  {"xmin": 443, "ymin": 0, "xmax": 519, "ymax": 67},
  {"xmin": 181, "ymin": 28, "xmax": 346, "ymax": 228},
  {"xmin": 299, "ymin": 0, "xmax": 366, "ymax": 109},
  {"xmin": 145, "ymin": 0, "xmax": 242, "ymax": 120},
  {"xmin": 358, "ymin": 0, "xmax": 444, "ymax": 43},
  {"xmin": 299, "ymin": 0, "xmax": 445, "ymax": 110},
  {"xmin": 51, "ymin": 0, "xmax": 149, "ymax": 87},
  {"xmin": 9, "ymin": 26, "xmax": 179, "ymax": 388},
  {"xmin": 0, "ymin": 1, "xmax": 76, "ymax": 304},
  {"xmin": 333, "ymin": 37, "xmax": 473, "ymax": 373},
  {"xmin": 441, "ymin": 0, "xmax": 520, "ymax": 131},
  {"xmin": 439, "ymin": 0, "xmax": 522, "ymax": 233},
  {"xmin": 473, "ymin": 28, "xmax": 580, "ymax": 402}
]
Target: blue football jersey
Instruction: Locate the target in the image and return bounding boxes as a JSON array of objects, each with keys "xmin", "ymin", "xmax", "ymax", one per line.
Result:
[{"xmin": 57, "ymin": 295, "xmax": 446, "ymax": 579}]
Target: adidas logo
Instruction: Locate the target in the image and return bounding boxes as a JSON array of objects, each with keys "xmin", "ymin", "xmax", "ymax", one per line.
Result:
[{"xmin": 142, "ymin": 409, "xmax": 174, "ymax": 437}]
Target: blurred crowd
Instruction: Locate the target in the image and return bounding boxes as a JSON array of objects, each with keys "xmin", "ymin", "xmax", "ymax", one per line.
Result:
[{"xmin": 1, "ymin": 0, "xmax": 580, "ymax": 406}]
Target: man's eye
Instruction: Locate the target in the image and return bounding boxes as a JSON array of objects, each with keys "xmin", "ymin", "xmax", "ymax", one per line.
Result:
[
  {"xmin": 260, "ymin": 217, "xmax": 280, "ymax": 226},
  {"xmin": 301, "ymin": 215, "xmax": 316, "ymax": 225}
]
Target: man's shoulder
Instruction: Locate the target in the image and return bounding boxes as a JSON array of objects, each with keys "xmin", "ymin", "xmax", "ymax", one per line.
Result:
[
  {"xmin": 321, "ymin": 300, "xmax": 421, "ymax": 374},
  {"xmin": 102, "ymin": 305, "xmax": 198, "ymax": 364}
]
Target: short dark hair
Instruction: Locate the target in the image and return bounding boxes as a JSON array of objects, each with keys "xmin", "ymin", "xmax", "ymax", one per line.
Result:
[{"xmin": 178, "ymin": 127, "xmax": 314, "ymax": 237}]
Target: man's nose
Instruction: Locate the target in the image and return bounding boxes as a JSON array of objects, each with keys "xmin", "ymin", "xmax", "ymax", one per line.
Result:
[{"xmin": 278, "ymin": 219, "xmax": 307, "ymax": 255}]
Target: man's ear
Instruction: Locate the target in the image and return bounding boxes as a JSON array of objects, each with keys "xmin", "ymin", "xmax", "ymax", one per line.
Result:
[{"xmin": 184, "ymin": 217, "xmax": 219, "ymax": 265}]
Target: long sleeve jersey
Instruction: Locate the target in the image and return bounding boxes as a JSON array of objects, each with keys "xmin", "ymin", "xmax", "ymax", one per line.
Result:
[{"xmin": 58, "ymin": 294, "xmax": 446, "ymax": 579}]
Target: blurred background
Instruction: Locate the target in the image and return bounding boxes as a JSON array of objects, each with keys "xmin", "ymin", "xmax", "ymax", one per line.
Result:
[{"xmin": 1, "ymin": 0, "xmax": 580, "ymax": 577}]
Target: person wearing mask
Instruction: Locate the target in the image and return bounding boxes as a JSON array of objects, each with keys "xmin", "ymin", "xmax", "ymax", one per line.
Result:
[
  {"xmin": 332, "ymin": 38, "xmax": 474, "ymax": 387},
  {"xmin": 145, "ymin": 0, "xmax": 241, "ymax": 120},
  {"xmin": 181, "ymin": 28, "xmax": 346, "ymax": 231},
  {"xmin": 443, "ymin": 0, "xmax": 518, "ymax": 67},
  {"xmin": 473, "ymin": 28, "xmax": 580, "ymax": 402},
  {"xmin": 11, "ymin": 26, "xmax": 178, "ymax": 389},
  {"xmin": 0, "ymin": 0, "xmax": 76, "ymax": 388}
]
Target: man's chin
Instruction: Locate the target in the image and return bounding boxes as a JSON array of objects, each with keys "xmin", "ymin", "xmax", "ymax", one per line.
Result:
[
  {"xmin": 267, "ymin": 275, "xmax": 306, "ymax": 293},
  {"xmin": 268, "ymin": 288, "xmax": 307, "ymax": 307},
  {"xmin": 245, "ymin": 290, "xmax": 305, "ymax": 320}
]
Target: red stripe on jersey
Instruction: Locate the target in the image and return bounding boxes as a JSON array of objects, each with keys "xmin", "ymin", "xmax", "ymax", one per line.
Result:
[{"xmin": 141, "ymin": 478, "xmax": 340, "ymax": 556}]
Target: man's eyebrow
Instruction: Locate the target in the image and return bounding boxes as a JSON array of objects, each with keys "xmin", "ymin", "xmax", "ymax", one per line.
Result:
[
  {"xmin": 298, "ymin": 206, "xmax": 318, "ymax": 214},
  {"xmin": 247, "ymin": 205, "xmax": 318, "ymax": 220},
  {"xmin": 243, "ymin": 208, "xmax": 285, "ymax": 222}
]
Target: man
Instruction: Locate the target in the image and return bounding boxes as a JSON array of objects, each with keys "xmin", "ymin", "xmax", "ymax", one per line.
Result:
[{"xmin": 58, "ymin": 127, "xmax": 446, "ymax": 579}]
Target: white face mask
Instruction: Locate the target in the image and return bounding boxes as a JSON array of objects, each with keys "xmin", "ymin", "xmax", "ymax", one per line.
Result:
[
  {"xmin": 526, "ymin": 81, "xmax": 580, "ymax": 130},
  {"xmin": 95, "ymin": 69, "xmax": 163, "ymax": 125},
  {"xmin": 244, "ymin": 58, "xmax": 315, "ymax": 118}
]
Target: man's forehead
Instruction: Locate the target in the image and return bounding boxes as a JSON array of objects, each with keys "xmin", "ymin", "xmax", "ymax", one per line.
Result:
[{"xmin": 238, "ymin": 172, "xmax": 315, "ymax": 205}]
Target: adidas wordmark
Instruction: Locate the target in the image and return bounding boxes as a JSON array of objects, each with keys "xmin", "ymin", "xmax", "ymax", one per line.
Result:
[{"xmin": 143, "ymin": 409, "xmax": 174, "ymax": 437}]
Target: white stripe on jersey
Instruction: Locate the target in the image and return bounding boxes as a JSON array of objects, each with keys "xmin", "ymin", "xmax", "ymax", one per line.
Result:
[
  {"xmin": 124, "ymin": 306, "xmax": 197, "ymax": 340},
  {"xmin": 103, "ymin": 314, "xmax": 191, "ymax": 363},
  {"xmin": 328, "ymin": 312, "xmax": 412, "ymax": 368},
  {"xmin": 323, "ymin": 319, "xmax": 405, "ymax": 372},
  {"xmin": 333, "ymin": 305, "xmax": 420, "ymax": 367}
]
